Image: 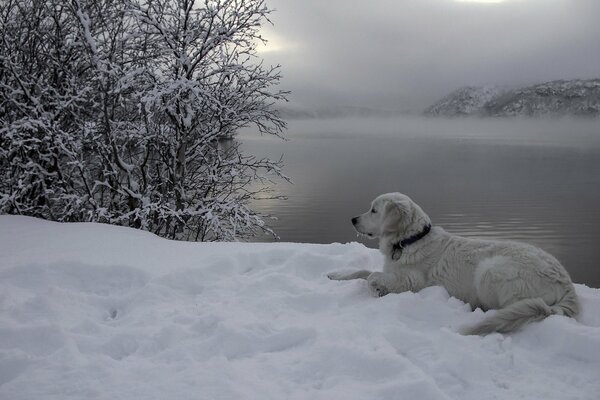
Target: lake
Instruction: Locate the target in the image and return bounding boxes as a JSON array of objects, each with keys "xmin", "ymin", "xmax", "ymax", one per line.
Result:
[{"xmin": 240, "ymin": 116, "xmax": 600, "ymax": 287}]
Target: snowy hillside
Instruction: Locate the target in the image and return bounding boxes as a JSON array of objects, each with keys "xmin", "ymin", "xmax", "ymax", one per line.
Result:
[
  {"xmin": 1, "ymin": 216, "xmax": 599, "ymax": 400},
  {"xmin": 424, "ymin": 86, "xmax": 504, "ymax": 116},
  {"xmin": 425, "ymin": 79, "xmax": 600, "ymax": 117}
]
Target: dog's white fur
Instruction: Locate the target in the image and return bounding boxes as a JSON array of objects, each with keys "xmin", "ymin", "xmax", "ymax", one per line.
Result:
[{"xmin": 328, "ymin": 193, "xmax": 580, "ymax": 335}]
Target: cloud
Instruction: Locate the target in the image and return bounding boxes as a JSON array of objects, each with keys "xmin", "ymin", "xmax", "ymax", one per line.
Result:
[{"xmin": 259, "ymin": 0, "xmax": 600, "ymax": 111}]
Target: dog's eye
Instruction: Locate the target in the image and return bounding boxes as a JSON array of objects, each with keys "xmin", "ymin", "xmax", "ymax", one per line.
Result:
[{"xmin": 371, "ymin": 208, "xmax": 377, "ymax": 213}]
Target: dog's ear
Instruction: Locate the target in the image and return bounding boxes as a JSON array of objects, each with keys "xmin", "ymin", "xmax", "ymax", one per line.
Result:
[
  {"xmin": 384, "ymin": 200, "xmax": 408, "ymax": 216},
  {"xmin": 384, "ymin": 200, "xmax": 397, "ymax": 215},
  {"xmin": 382, "ymin": 200, "xmax": 408, "ymax": 235}
]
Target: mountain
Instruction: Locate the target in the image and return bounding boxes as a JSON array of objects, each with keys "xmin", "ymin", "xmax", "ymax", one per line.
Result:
[
  {"xmin": 424, "ymin": 86, "xmax": 504, "ymax": 116},
  {"xmin": 425, "ymin": 79, "xmax": 600, "ymax": 117}
]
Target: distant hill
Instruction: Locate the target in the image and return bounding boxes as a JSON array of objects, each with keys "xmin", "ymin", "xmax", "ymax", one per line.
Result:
[
  {"xmin": 424, "ymin": 86, "xmax": 504, "ymax": 116},
  {"xmin": 425, "ymin": 79, "xmax": 600, "ymax": 117}
]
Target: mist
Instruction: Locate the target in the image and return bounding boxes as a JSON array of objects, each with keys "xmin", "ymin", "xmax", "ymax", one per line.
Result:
[{"xmin": 260, "ymin": 0, "xmax": 600, "ymax": 112}]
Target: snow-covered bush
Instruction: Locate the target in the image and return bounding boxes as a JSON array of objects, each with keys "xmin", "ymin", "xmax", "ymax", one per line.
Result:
[{"xmin": 0, "ymin": 0, "xmax": 288, "ymax": 240}]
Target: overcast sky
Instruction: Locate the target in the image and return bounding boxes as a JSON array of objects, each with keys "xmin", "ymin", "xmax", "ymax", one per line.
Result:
[{"xmin": 257, "ymin": 0, "xmax": 600, "ymax": 112}]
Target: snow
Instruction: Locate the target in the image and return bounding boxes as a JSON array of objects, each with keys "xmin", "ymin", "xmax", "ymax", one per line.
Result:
[
  {"xmin": 425, "ymin": 79, "xmax": 600, "ymax": 117},
  {"xmin": 425, "ymin": 85, "xmax": 503, "ymax": 116},
  {"xmin": 1, "ymin": 216, "xmax": 599, "ymax": 400}
]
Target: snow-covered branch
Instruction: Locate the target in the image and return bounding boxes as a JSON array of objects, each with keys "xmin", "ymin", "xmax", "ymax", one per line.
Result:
[{"xmin": 0, "ymin": 0, "xmax": 288, "ymax": 241}]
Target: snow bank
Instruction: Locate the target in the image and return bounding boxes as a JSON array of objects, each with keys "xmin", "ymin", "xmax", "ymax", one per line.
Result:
[{"xmin": 1, "ymin": 216, "xmax": 599, "ymax": 400}]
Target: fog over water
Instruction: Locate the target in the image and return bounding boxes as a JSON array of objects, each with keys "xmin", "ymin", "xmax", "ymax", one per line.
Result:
[
  {"xmin": 260, "ymin": 0, "xmax": 600, "ymax": 112},
  {"xmin": 242, "ymin": 1, "xmax": 600, "ymax": 286},
  {"xmin": 241, "ymin": 117, "xmax": 600, "ymax": 287}
]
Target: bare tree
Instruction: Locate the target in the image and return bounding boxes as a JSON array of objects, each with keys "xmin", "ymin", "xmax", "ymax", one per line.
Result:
[
  {"xmin": 0, "ymin": 0, "xmax": 288, "ymax": 240},
  {"xmin": 0, "ymin": 0, "xmax": 91, "ymax": 220}
]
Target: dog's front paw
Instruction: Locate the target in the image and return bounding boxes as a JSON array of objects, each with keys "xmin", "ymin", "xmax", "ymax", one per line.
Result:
[
  {"xmin": 327, "ymin": 270, "xmax": 371, "ymax": 281},
  {"xmin": 327, "ymin": 271, "xmax": 346, "ymax": 280},
  {"xmin": 367, "ymin": 272, "xmax": 389, "ymax": 297},
  {"xmin": 369, "ymin": 282, "xmax": 389, "ymax": 297}
]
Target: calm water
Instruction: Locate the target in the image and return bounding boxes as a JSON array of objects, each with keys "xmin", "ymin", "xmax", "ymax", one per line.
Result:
[{"xmin": 240, "ymin": 117, "xmax": 600, "ymax": 287}]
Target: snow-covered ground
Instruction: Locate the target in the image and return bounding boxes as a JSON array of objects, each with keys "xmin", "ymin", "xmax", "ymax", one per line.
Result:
[{"xmin": 1, "ymin": 216, "xmax": 599, "ymax": 400}]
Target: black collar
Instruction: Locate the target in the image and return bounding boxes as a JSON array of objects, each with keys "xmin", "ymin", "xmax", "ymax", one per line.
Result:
[{"xmin": 391, "ymin": 224, "xmax": 432, "ymax": 259}]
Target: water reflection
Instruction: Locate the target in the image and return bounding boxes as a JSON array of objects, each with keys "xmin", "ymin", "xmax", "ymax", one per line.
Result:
[{"xmin": 240, "ymin": 117, "xmax": 600, "ymax": 287}]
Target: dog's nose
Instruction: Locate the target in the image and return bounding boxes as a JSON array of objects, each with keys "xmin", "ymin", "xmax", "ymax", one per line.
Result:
[{"xmin": 351, "ymin": 217, "xmax": 358, "ymax": 225}]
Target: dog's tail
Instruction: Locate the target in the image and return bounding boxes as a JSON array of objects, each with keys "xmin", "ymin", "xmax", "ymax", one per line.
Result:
[{"xmin": 460, "ymin": 287, "xmax": 579, "ymax": 336}]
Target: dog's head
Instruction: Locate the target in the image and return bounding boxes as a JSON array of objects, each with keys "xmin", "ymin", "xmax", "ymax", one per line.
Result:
[{"xmin": 351, "ymin": 193, "xmax": 431, "ymax": 240}]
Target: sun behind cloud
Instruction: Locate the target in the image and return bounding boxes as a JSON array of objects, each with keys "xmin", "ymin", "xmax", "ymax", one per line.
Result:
[
  {"xmin": 256, "ymin": 30, "xmax": 288, "ymax": 54},
  {"xmin": 455, "ymin": 0, "xmax": 507, "ymax": 3}
]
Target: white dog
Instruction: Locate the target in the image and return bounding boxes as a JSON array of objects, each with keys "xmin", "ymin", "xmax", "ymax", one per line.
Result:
[{"xmin": 328, "ymin": 193, "xmax": 579, "ymax": 335}]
